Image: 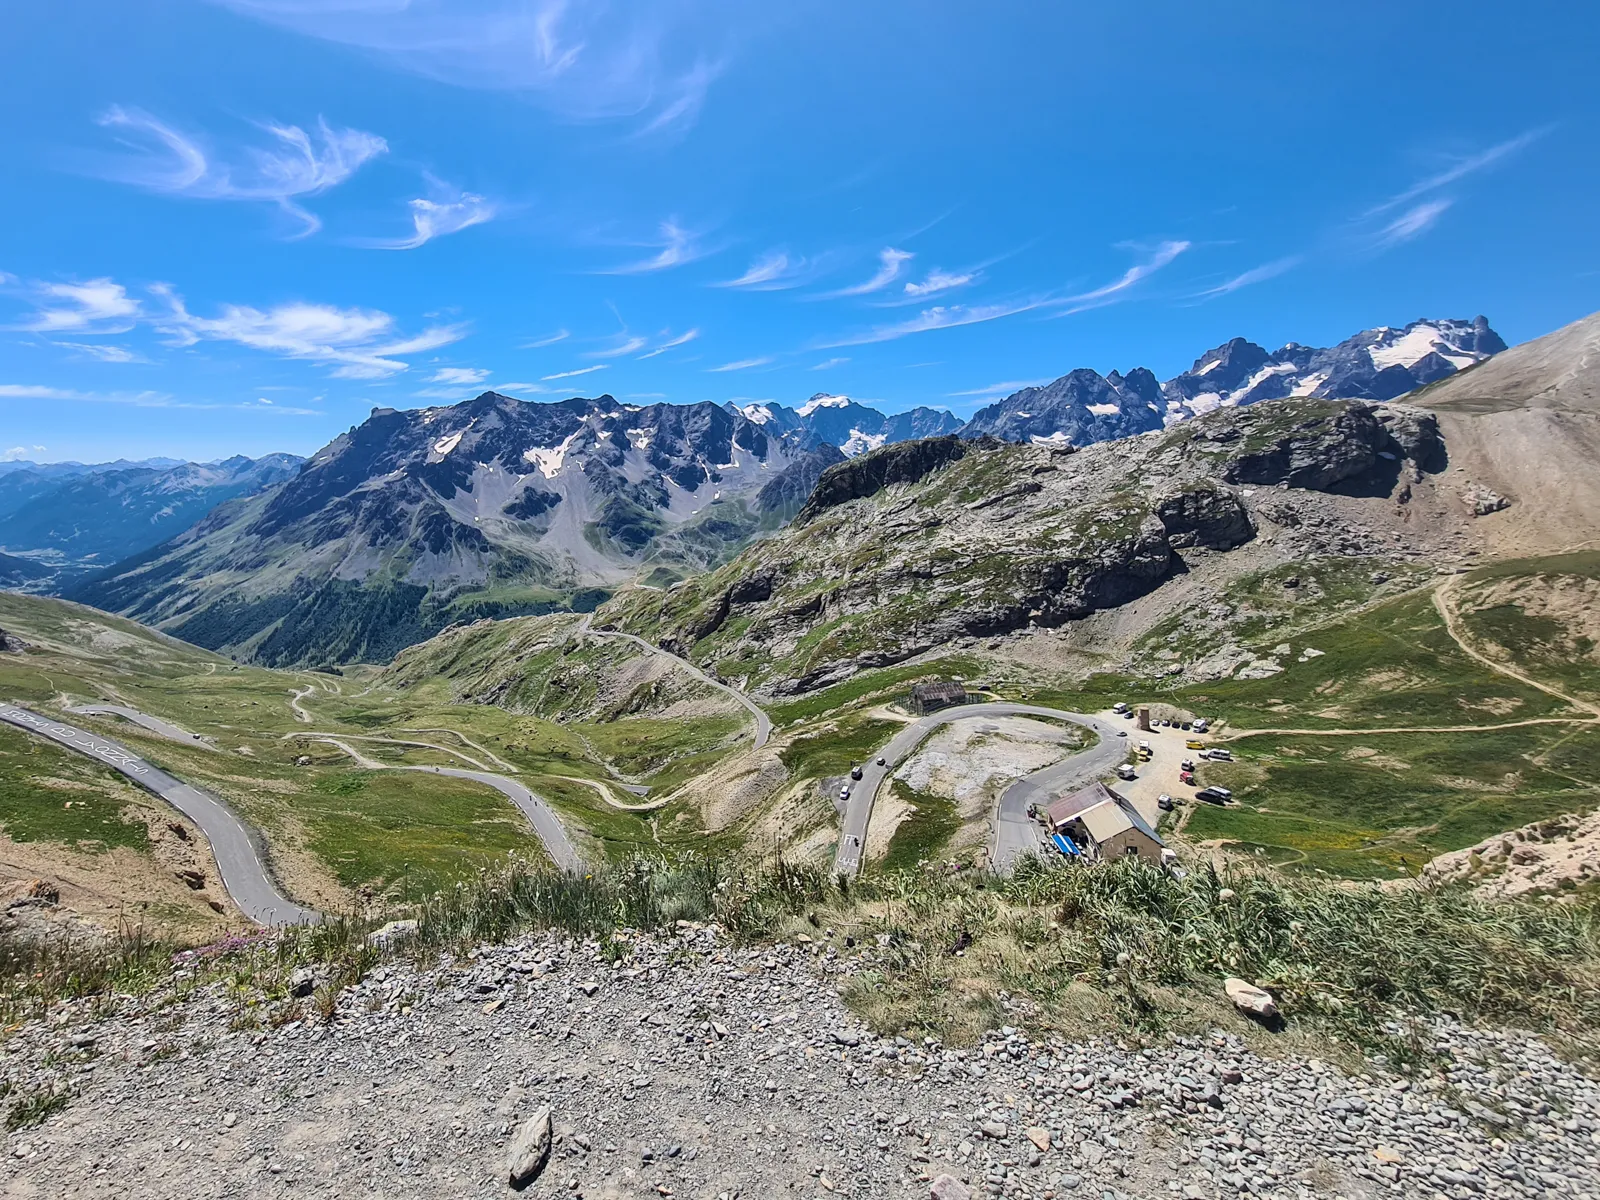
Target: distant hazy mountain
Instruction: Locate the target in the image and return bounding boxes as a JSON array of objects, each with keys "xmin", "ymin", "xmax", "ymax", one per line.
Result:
[
  {"xmin": 70, "ymin": 393, "xmax": 826, "ymax": 664},
  {"xmin": 965, "ymin": 317, "xmax": 1505, "ymax": 444},
  {"xmin": 961, "ymin": 368, "xmax": 1165, "ymax": 444},
  {"xmin": 0, "ymin": 454, "xmax": 301, "ymax": 581},
  {"xmin": 1160, "ymin": 317, "xmax": 1506, "ymax": 422},
  {"xmin": 732, "ymin": 394, "xmax": 963, "ymax": 456}
]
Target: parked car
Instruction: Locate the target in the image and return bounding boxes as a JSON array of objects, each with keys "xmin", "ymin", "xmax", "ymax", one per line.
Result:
[
  {"xmin": 839, "ymin": 787, "xmax": 851, "ymax": 802},
  {"xmin": 1203, "ymin": 748, "xmax": 1233, "ymax": 762},
  {"xmin": 1111, "ymin": 702, "xmax": 1129, "ymax": 714},
  {"xmin": 1181, "ymin": 721, "xmax": 1193, "ymax": 731},
  {"xmin": 1180, "ymin": 759, "xmax": 1196, "ymax": 772},
  {"xmin": 1116, "ymin": 764, "xmax": 1138, "ymax": 781},
  {"xmin": 1193, "ymin": 718, "xmax": 1210, "ymax": 733},
  {"xmin": 1185, "ymin": 739, "xmax": 1205, "ymax": 750},
  {"xmin": 1157, "ymin": 794, "xmax": 1174, "ymax": 812},
  {"xmin": 1195, "ymin": 786, "xmax": 1233, "ymax": 804},
  {"xmin": 849, "ymin": 765, "xmax": 863, "ymax": 781},
  {"xmin": 1179, "ymin": 771, "xmax": 1195, "ymax": 786}
]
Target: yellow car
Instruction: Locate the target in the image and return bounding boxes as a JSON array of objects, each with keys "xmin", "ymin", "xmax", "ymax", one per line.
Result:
[{"xmin": 1185, "ymin": 739, "xmax": 1205, "ymax": 750}]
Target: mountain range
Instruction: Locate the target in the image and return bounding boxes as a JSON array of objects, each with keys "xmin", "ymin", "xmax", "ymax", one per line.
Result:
[
  {"xmin": 0, "ymin": 454, "xmax": 302, "ymax": 584},
  {"xmin": 48, "ymin": 314, "xmax": 1509, "ymax": 665}
]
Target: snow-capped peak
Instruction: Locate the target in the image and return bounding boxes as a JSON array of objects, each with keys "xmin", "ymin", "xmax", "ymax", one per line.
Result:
[
  {"xmin": 797, "ymin": 393, "xmax": 853, "ymax": 417},
  {"xmin": 738, "ymin": 403, "xmax": 776, "ymax": 425}
]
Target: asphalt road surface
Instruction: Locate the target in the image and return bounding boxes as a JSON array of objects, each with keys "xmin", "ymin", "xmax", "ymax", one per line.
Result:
[
  {"xmin": 585, "ymin": 627, "xmax": 772, "ymax": 748},
  {"xmin": 831, "ymin": 703, "xmax": 1128, "ymax": 878},
  {"xmin": 410, "ymin": 765, "xmax": 584, "ymax": 873},
  {"xmin": 0, "ymin": 704, "xmax": 319, "ymax": 926},
  {"xmin": 65, "ymin": 703, "xmax": 218, "ymax": 752}
]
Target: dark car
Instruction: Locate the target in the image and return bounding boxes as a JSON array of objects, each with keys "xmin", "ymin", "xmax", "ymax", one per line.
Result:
[
  {"xmin": 849, "ymin": 765, "xmax": 864, "ymax": 781},
  {"xmin": 1194, "ymin": 787, "xmax": 1232, "ymax": 805}
]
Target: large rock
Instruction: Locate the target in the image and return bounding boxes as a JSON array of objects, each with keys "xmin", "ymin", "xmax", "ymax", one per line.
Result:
[
  {"xmin": 507, "ymin": 1105, "xmax": 553, "ymax": 1190},
  {"xmin": 930, "ymin": 1175, "xmax": 972, "ymax": 1200},
  {"xmin": 1221, "ymin": 403, "xmax": 1388, "ymax": 490},
  {"xmin": 1224, "ymin": 977, "xmax": 1280, "ymax": 1020}
]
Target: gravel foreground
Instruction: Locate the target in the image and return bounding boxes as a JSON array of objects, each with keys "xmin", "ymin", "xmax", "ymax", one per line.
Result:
[{"xmin": 3, "ymin": 924, "xmax": 1598, "ymax": 1200}]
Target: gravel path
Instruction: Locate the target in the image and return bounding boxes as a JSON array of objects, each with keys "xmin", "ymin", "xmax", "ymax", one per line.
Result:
[
  {"xmin": 584, "ymin": 625, "xmax": 772, "ymax": 749},
  {"xmin": 2, "ymin": 926, "xmax": 1595, "ymax": 1200}
]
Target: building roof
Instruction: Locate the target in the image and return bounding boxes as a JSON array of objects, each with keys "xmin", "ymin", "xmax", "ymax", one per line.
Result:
[
  {"xmin": 1046, "ymin": 781, "xmax": 1118, "ymax": 827},
  {"xmin": 910, "ymin": 681, "xmax": 967, "ymax": 701},
  {"xmin": 1047, "ymin": 781, "xmax": 1164, "ymax": 848}
]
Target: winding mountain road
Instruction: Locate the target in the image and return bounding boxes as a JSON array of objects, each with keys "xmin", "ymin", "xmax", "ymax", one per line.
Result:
[
  {"xmin": 832, "ymin": 703, "xmax": 1127, "ymax": 878},
  {"xmin": 0, "ymin": 704, "xmax": 318, "ymax": 926},
  {"xmin": 583, "ymin": 625, "xmax": 772, "ymax": 749},
  {"xmin": 312, "ymin": 737, "xmax": 583, "ymax": 872},
  {"xmin": 64, "ymin": 703, "xmax": 218, "ymax": 752}
]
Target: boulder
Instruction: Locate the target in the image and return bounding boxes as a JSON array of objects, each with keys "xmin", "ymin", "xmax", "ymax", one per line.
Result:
[
  {"xmin": 930, "ymin": 1175, "xmax": 972, "ymax": 1200},
  {"xmin": 507, "ymin": 1105, "xmax": 553, "ymax": 1190},
  {"xmin": 1224, "ymin": 977, "xmax": 1279, "ymax": 1020}
]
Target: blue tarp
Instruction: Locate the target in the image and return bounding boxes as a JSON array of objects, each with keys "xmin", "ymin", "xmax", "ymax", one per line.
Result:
[{"xmin": 1051, "ymin": 833, "xmax": 1082, "ymax": 858}]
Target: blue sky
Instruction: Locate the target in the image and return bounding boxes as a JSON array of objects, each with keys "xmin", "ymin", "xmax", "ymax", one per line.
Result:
[{"xmin": 2, "ymin": 0, "xmax": 1597, "ymax": 463}]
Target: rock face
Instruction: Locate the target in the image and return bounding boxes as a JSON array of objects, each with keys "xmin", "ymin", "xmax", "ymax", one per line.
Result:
[
  {"xmin": 609, "ymin": 397, "xmax": 1444, "ymax": 694},
  {"xmin": 1154, "ymin": 485, "xmax": 1256, "ymax": 550},
  {"xmin": 796, "ymin": 436, "xmax": 978, "ymax": 524}
]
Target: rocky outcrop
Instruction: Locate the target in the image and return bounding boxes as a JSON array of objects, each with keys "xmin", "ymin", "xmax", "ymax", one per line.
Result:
[
  {"xmin": 1421, "ymin": 811, "xmax": 1600, "ymax": 898},
  {"xmin": 1155, "ymin": 484, "xmax": 1256, "ymax": 550},
  {"xmin": 1221, "ymin": 404, "xmax": 1391, "ymax": 490},
  {"xmin": 796, "ymin": 436, "xmax": 976, "ymax": 524}
]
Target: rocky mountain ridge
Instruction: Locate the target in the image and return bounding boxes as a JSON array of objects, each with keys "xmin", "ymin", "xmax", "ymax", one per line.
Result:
[
  {"xmin": 66, "ymin": 393, "xmax": 830, "ymax": 664},
  {"xmin": 605, "ymin": 396, "xmax": 1456, "ymax": 694}
]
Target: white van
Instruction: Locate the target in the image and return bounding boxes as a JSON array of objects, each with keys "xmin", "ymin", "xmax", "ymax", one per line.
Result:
[
  {"xmin": 1116, "ymin": 764, "xmax": 1138, "ymax": 781},
  {"xmin": 1112, "ymin": 702, "xmax": 1129, "ymax": 715}
]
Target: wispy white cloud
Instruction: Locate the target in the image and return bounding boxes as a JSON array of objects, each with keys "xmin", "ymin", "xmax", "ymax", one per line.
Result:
[
  {"xmin": 903, "ymin": 269, "xmax": 975, "ymax": 299},
  {"xmin": 817, "ymin": 298, "xmax": 1046, "ymax": 348},
  {"xmin": 707, "ymin": 356, "xmax": 773, "ymax": 372},
  {"xmin": 152, "ymin": 285, "xmax": 464, "ymax": 379},
  {"xmin": 1192, "ymin": 255, "xmax": 1303, "ymax": 300},
  {"xmin": 1371, "ymin": 199, "xmax": 1452, "ymax": 250},
  {"xmin": 363, "ymin": 180, "xmax": 495, "ymax": 250},
  {"xmin": 8, "ymin": 279, "xmax": 140, "ymax": 334},
  {"xmin": 542, "ymin": 365, "xmax": 609, "ymax": 380},
  {"xmin": 1365, "ymin": 128, "xmax": 1550, "ymax": 218},
  {"xmin": 523, "ymin": 329, "xmax": 570, "ymax": 349},
  {"xmin": 428, "ymin": 367, "xmax": 492, "ymax": 385},
  {"xmin": 713, "ymin": 251, "xmax": 814, "ymax": 291},
  {"xmin": 826, "ymin": 247, "xmax": 913, "ymax": 297},
  {"xmin": 1054, "ymin": 240, "xmax": 1190, "ymax": 315},
  {"xmin": 203, "ymin": 0, "xmax": 733, "ymax": 137},
  {"xmin": 0, "ymin": 383, "xmax": 318, "ymax": 413},
  {"xmin": 585, "ymin": 335, "xmax": 650, "ymax": 360},
  {"xmin": 599, "ymin": 220, "xmax": 706, "ymax": 275},
  {"xmin": 636, "ymin": 329, "xmax": 700, "ymax": 358},
  {"xmin": 2, "ymin": 444, "xmax": 47, "ymax": 461},
  {"xmin": 810, "ymin": 357, "xmax": 849, "ymax": 370},
  {"xmin": 50, "ymin": 341, "xmax": 149, "ymax": 364},
  {"xmin": 633, "ymin": 58, "xmax": 723, "ymax": 139},
  {"xmin": 947, "ymin": 378, "xmax": 1055, "ymax": 399},
  {"xmin": 94, "ymin": 106, "xmax": 386, "ymax": 237}
]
